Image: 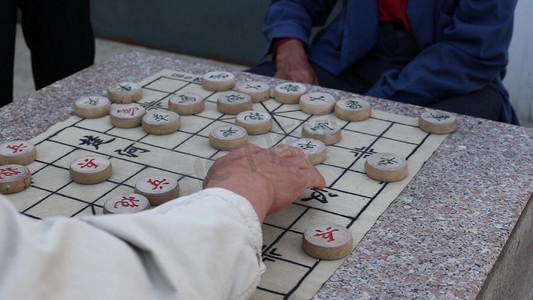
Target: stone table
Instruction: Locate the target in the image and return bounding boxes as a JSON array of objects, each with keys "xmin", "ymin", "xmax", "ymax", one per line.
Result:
[{"xmin": 1, "ymin": 52, "xmax": 532, "ymax": 299}]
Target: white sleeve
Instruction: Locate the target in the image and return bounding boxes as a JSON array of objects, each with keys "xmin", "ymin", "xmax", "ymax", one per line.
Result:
[{"xmin": 0, "ymin": 188, "xmax": 265, "ymax": 300}]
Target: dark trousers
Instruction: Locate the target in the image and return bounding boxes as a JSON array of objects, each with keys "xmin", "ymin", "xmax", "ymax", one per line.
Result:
[
  {"xmin": 247, "ymin": 23, "xmax": 502, "ymax": 121},
  {"xmin": 0, "ymin": 0, "xmax": 95, "ymax": 106}
]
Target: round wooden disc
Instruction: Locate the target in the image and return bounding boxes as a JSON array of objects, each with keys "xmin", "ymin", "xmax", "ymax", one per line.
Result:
[
  {"xmin": 302, "ymin": 223, "xmax": 353, "ymax": 260},
  {"xmin": 103, "ymin": 193, "xmax": 151, "ymax": 214},
  {"xmin": 168, "ymin": 93, "xmax": 205, "ymax": 115},
  {"xmin": 286, "ymin": 138, "xmax": 327, "ymax": 165},
  {"xmin": 142, "ymin": 109, "xmax": 181, "ymax": 135},
  {"xmin": 301, "ymin": 119, "xmax": 342, "ymax": 145},
  {"xmin": 235, "ymin": 110, "xmax": 273, "ymax": 135},
  {"xmin": 273, "ymin": 82, "xmax": 307, "ymax": 104},
  {"xmin": 299, "ymin": 92, "xmax": 336, "ymax": 115},
  {"xmin": 235, "ymin": 81, "xmax": 271, "ymax": 102},
  {"xmin": 0, "ymin": 140, "xmax": 37, "ymax": 165},
  {"xmin": 202, "ymin": 71, "xmax": 236, "ymax": 91},
  {"xmin": 107, "ymin": 82, "xmax": 143, "ymax": 103},
  {"xmin": 69, "ymin": 155, "xmax": 112, "ymax": 184},
  {"xmin": 74, "ymin": 96, "xmax": 111, "ymax": 118},
  {"xmin": 364, "ymin": 153, "xmax": 408, "ymax": 182},
  {"xmin": 134, "ymin": 175, "xmax": 180, "ymax": 206},
  {"xmin": 109, "ymin": 104, "xmax": 146, "ymax": 128},
  {"xmin": 209, "ymin": 125, "xmax": 248, "ymax": 150},
  {"xmin": 217, "ymin": 91, "xmax": 253, "ymax": 115},
  {"xmin": 419, "ymin": 110, "xmax": 457, "ymax": 134},
  {"xmin": 0, "ymin": 164, "xmax": 32, "ymax": 194},
  {"xmin": 334, "ymin": 98, "xmax": 372, "ymax": 121}
]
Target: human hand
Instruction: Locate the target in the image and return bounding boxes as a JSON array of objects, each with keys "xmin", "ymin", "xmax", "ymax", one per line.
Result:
[
  {"xmin": 203, "ymin": 144, "xmax": 325, "ymax": 223},
  {"xmin": 274, "ymin": 39, "xmax": 319, "ymax": 85}
]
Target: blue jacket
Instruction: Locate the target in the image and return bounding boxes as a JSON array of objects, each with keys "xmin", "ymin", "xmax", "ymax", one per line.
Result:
[{"xmin": 263, "ymin": 0, "xmax": 519, "ymax": 124}]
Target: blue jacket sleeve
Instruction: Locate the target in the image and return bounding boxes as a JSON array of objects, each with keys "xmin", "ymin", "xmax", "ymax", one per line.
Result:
[
  {"xmin": 367, "ymin": 0, "xmax": 517, "ymax": 107},
  {"xmin": 263, "ymin": 0, "xmax": 338, "ymax": 52}
]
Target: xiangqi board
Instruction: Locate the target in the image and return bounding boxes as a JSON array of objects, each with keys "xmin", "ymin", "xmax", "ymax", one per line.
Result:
[{"xmin": 3, "ymin": 69, "xmax": 448, "ymax": 299}]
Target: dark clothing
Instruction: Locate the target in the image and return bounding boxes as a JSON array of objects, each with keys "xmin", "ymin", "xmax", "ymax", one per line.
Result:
[
  {"xmin": 248, "ymin": 23, "xmax": 502, "ymax": 121},
  {"xmin": 252, "ymin": 0, "xmax": 519, "ymax": 124},
  {"xmin": 0, "ymin": 0, "xmax": 95, "ymax": 106}
]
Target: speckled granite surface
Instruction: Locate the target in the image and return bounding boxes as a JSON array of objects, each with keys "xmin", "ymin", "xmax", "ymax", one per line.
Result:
[{"xmin": 1, "ymin": 52, "xmax": 532, "ymax": 299}]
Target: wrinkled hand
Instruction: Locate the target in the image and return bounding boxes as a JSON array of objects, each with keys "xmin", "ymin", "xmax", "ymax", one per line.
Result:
[
  {"xmin": 274, "ymin": 39, "xmax": 319, "ymax": 85},
  {"xmin": 203, "ymin": 144, "xmax": 325, "ymax": 223}
]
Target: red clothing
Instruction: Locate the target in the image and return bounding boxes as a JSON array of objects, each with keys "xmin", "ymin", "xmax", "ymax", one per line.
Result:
[
  {"xmin": 273, "ymin": 0, "xmax": 412, "ymax": 54},
  {"xmin": 378, "ymin": 0, "xmax": 411, "ymax": 32}
]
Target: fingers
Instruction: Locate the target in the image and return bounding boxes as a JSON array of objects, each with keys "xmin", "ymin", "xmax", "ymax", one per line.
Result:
[
  {"xmin": 207, "ymin": 143, "xmax": 325, "ymax": 190},
  {"xmin": 270, "ymin": 144, "xmax": 306, "ymax": 159},
  {"xmin": 227, "ymin": 144, "xmax": 261, "ymax": 157},
  {"xmin": 271, "ymin": 145, "xmax": 326, "ymax": 189},
  {"xmin": 305, "ymin": 166, "xmax": 326, "ymax": 189},
  {"xmin": 289, "ymin": 156, "xmax": 326, "ymax": 189}
]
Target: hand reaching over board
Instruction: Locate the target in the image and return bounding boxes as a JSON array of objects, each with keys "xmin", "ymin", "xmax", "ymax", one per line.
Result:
[{"xmin": 203, "ymin": 144, "xmax": 326, "ymax": 223}]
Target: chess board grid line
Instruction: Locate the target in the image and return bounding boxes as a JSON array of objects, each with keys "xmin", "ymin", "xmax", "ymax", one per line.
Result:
[
  {"xmin": 262, "ymin": 222, "xmax": 293, "ymax": 232},
  {"xmin": 275, "ymin": 108, "xmax": 304, "ymax": 114},
  {"xmin": 25, "ymin": 130, "xmax": 214, "ymax": 218},
  {"xmin": 139, "ymin": 72, "xmax": 439, "ymax": 298},
  {"xmin": 135, "ymin": 78, "xmax": 246, "ymax": 162},
  {"xmin": 138, "ymin": 76, "xmax": 425, "ymax": 155},
  {"xmin": 142, "ymin": 75, "xmax": 175, "ymax": 88},
  {"xmin": 147, "ymin": 73, "xmax": 420, "ymax": 129},
  {"xmin": 20, "ymin": 212, "xmax": 40, "ymax": 219},
  {"xmin": 280, "ymin": 113, "xmax": 314, "ymax": 138},
  {"xmin": 20, "ymin": 184, "xmax": 95, "ymax": 216},
  {"xmin": 340, "ymin": 119, "xmax": 423, "ymax": 146},
  {"xmin": 263, "ymin": 252, "xmax": 315, "ymax": 269},
  {"xmin": 142, "ymin": 75, "xmax": 205, "ymax": 94},
  {"xmin": 328, "ymin": 132, "xmax": 435, "ymax": 229},
  {"xmin": 261, "ymin": 206, "xmax": 312, "ymax": 259},
  {"xmin": 268, "ymin": 112, "xmax": 423, "ymax": 148},
  {"xmin": 404, "ymin": 131, "xmax": 432, "ymax": 161},
  {"xmin": 353, "ymin": 114, "xmax": 419, "ymax": 127},
  {"xmin": 72, "ymin": 134, "xmax": 209, "ymax": 181},
  {"xmin": 326, "ymin": 122, "xmax": 433, "ymax": 192},
  {"xmin": 294, "ymin": 198, "xmax": 370, "ymax": 221},
  {"xmin": 25, "ymin": 156, "xmax": 207, "ymax": 219},
  {"xmin": 346, "ymin": 179, "xmax": 390, "ymax": 229},
  {"xmin": 139, "ymin": 82, "xmax": 238, "ymax": 160},
  {"xmin": 71, "ymin": 204, "xmax": 98, "ymax": 218},
  {"xmin": 141, "ymin": 75, "xmax": 217, "ymax": 99},
  {"xmin": 67, "ymin": 123, "xmax": 215, "ymax": 169},
  {"xmin": 169, "ymin": 113, "xmax": 228, "ymax": 155},
  {"xmin": 255, "ymin": 286, "xmax": 285, "ymax": 298},
  {"xmin": 20, "ymin": 135, "xmax": 94, "ymax": 216},
  {"xmin": 258, "ymin": 250, "xmax": 323, "ymax": 298},
  {"xmin": 319, "ymin": 162, "xmax": 365, "ymax": 175},
  {"xmin": 260, "ymin": 195, "xmax": 378, "ymax": 286},
  {"xmin": 328, "ymin": 122, "xmax": 395, "ymax": 188},
  {"xmin": 263, "ymin": 200, "xmax": 366, "ymax": 236},
  {"xmin": 308, "ymin": 186, "xmax": 373, "ymax": 201},
  {"xmin": 270, "ymin": 113, "xmax": 419, "ymax": 142},
  {"xmin": 262, "ymin": 102, "xmax": 292, "ymax": 136},
  {"xmin": 286, "ymin": 259, "xmax": 323, "ymax": 298},
  {"xmin": 258, "ymin": 203, "xmax": 357, "ymax": 297},
  {"xmin": 24, "ymin": 165, "xmax": 139, "ymax": 213},
  {"xmin": 268, "ymin": 101, "xmax": 289, "ymax": 115},
  {"xmin": 9, "ymin": 70, "xmax": 448, "ymax": 300}
]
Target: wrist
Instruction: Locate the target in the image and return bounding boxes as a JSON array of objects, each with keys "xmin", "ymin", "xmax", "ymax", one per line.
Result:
[
  {"xmin": 204, "ymin": 172, "xmax": 274, "ymax": 223},
  {"xmin": 272, "ymin": 38, "xmax": 304, "ymax": 61}
]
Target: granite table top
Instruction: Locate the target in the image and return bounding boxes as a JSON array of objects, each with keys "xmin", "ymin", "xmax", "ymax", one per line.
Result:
[{"xmin": 1, "ymin": 52, "xmax": 532, "ymax": 299}]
